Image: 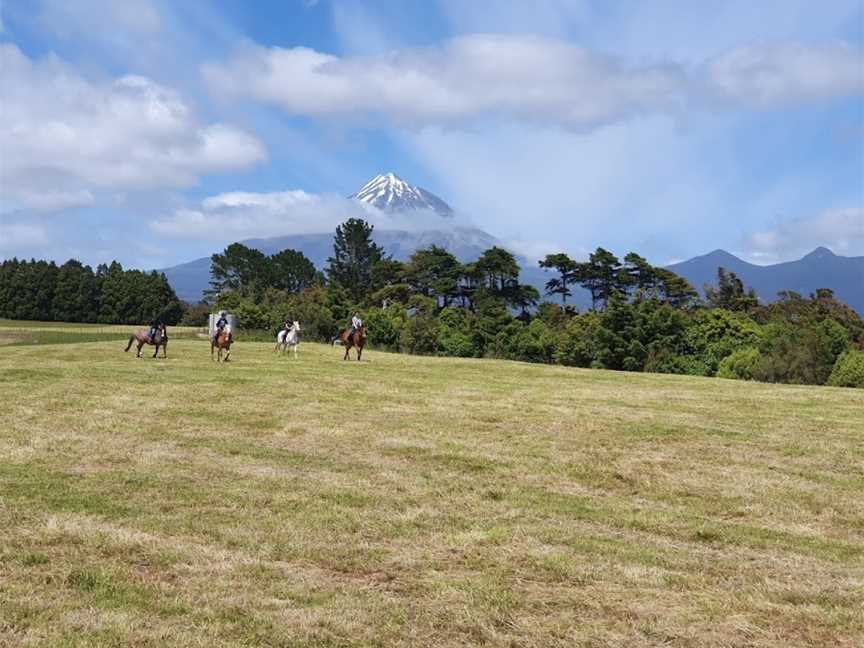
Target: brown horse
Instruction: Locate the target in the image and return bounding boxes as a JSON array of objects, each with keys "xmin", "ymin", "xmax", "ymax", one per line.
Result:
[
  {"xmin": 333, "ymin": 325, "xmax": 367, "ymax": 361},
  {"xmin": 211, "ymin": 325, "xmax": 233, "ymax": 362},
  {"xmin": 124, "ymin": 324, "xmax": 167, "ymax": 358}
]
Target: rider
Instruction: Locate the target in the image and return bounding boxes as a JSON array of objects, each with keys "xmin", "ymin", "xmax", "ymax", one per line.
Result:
[
  {"xmin": 213, "ymin": 310, "xmax": 229, "ymax": 343},
  {"xmin": 349, "ymin": 312, "xmax": 363, "ymax": 337},
  {"xmin": 283, "ymin": 316, "xmax": 294, "ymax": 336},
  {"xmin": 148, "ymin": 316, "xmax": 162, "ymax": 343}
]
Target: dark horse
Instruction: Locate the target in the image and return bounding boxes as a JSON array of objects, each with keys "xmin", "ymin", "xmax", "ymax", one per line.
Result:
[
  {"xmin": 211, "ymin": 325, "xmax": 233, "ymax": 362},
  {"xmin": 332, "ymin": 325, "xmax": 367, "ymax": 361},
  {"xmin": 124, "ymin": 324, "xmax": 167, "ymax": 358}
]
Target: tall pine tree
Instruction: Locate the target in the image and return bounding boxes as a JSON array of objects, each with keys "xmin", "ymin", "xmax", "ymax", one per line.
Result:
[{"xmin": 326, "ymin": 218, "xmax": 385, "ymax": 303}]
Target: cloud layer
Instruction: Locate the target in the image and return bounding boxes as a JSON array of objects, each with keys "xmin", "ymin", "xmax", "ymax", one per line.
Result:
[
  {"xmin": 203, "ymin": 35, "xmax": 862, "ymax": 128},
  {"xmin": 151, "ymin": 190, "xmax": 461, "ymax": 242},
  {"xmin": 745, "ymin": 207, "xmax": 864, "ymax": 262},
  {"xmin": 0, "ymin": 44, "xmax": 265, "ymax": 212}
]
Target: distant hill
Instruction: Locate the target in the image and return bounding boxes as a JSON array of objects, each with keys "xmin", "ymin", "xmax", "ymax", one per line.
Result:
[
  {"xmin": 159, "ymin": 172, "xmax": 862, "ymax": 312},
  {"xmin": 666, "ymin": 247, "xmax": 864, "ymax": 313}
]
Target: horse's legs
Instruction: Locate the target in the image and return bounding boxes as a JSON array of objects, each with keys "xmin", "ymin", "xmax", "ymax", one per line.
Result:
[
  {"xmin": 163, "ymin": 342, "xmax": 167, "ymax": 358},
  {"xmin": 343, "ymin": 345, "xmax": 349, "ymax": 361},
  {"xmin": 357, "ymin": 346, "xmax": 363, "ymax": 361},
  {"xmin": 136, "ymin": 341, "xmax": 144, "ymax": 358},
  {"xmin": 293, "ymin": 344, "xmax": 298, "ymax": 360}
]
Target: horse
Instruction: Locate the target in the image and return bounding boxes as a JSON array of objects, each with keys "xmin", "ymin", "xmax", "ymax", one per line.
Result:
[
  {"xmin": 211, "ymin": 324, "xmax": 233, "ymax": 362},
  {"xmin": 124, "ymin": 324, "xmax": 168, "ymax": 359},
  {"xmin": 332, "ymin": 325, "xmax": 367, "ymax": 361},
  {"xmin": 274, "ymin": 321, "xmax": 301, "ymax": 358}
]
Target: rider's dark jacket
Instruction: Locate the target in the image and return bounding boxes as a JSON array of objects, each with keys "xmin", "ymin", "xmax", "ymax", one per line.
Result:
[{"xmin": 149, "ymin": 319, "xmax": 162, "ymax": 340}]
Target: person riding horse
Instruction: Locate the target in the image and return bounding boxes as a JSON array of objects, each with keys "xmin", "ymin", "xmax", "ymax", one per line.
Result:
[
  {"xmin": 213, "ymin": 311, "xmax": 230, "ymax": 345},
  {"xmin": 349, "ymin": 313, "xmax": 362, "ymax": 337},
  {"xmin": 148, "ymin": 317, "xmax": 163, "ymax": 344}
]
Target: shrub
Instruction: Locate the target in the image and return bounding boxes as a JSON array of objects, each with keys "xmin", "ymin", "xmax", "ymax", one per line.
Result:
[
  {"xmin": 716, "ymin": 347, "xmax": 762, "ymax": 381},
  {"xmin": 755, "ymin": 321, "xmax": 849, "ymax": 385},
  {"xmin": 682, "ymin": 308, "xmax": 762, "ymax": 375},
  {"xmin": 437, "ymin": 307, "xmax": 477, "ymax": 357},
  {"xmin": 644, "ymin": 350, "xmax": 710, "ymax": 376},
  {"xmin": 555, "ymin": 312, "xmax": 602, "ymax": 367},
  {"xmin": 493, "ymin": 319, "xmax": 558, "ymax": 363},
  {"xmin": 827, "ymin": 350, "xmax": 864, "ymax": 388},
  {"xmin": 234, "ymin": 302, "xmax": 272, "ymax": 332},
  {"xmin": 365, "ymin": 306, "xmax": 404, "ymax": 350},
  {"xmin": 400, "ymin": 301, "xmax": 440, "ymax": 356}
]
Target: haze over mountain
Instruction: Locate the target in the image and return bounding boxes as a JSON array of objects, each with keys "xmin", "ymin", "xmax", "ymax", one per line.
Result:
[{"xmin": 160, "ymin": 173, "xmax": 863, "ymax": 312}]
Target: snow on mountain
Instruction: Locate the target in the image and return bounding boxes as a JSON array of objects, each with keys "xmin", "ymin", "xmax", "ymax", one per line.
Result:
[{"xmin": 350, "ymin": 172, "xmax": 454, "ymax": 217}]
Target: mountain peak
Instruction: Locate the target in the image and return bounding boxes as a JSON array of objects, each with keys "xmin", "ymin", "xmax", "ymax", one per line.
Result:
[
  {"xmin": 350, "ymin": 172, "xmax": 453, "ymax": 217},
  {"xmin": 701, "ymin": 249, "xmax": 741, "ymax": 261},
  {"xmin": 803, "ymin": 246, "xmax": 837, "ymax": 261}
]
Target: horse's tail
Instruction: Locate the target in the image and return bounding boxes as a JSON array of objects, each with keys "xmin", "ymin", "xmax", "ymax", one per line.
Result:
[{"xmin": 124, "ymin": 335, "xmax": 134, "ymax": 352}]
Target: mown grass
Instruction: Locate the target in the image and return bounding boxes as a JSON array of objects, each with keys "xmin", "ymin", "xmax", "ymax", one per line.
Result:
[
  {"xmin": 0, "ymin": 324, "xmax": 862, "ymax": 647},
  {"xmin": 0, "ymin": 319, "xmax": 206, "ymax": 347}
]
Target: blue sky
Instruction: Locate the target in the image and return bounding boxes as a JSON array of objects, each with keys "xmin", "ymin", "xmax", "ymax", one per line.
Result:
[{"xmin": 0, "ymin": 0, "xmax": 862, "ymax": 270}]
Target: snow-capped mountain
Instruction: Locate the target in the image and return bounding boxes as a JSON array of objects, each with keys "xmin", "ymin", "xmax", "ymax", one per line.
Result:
[{"xmin": 350, "ymin": 172, "xmax": 454, "ymax": 217}]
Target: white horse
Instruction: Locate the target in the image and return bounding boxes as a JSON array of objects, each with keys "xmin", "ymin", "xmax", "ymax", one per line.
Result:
[{"xmin": 274, "ymin": 321, "xmax": 301, "ymax": 358}]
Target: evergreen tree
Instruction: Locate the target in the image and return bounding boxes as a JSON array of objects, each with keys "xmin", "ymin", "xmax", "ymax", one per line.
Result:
[
  {"xmin": 208, "ymin": 243, "xmax": 270, "ymax": 300},
  {"xmin": 269, "ymin": 248, "xmax": 317, "ymax": 294},
  {"xmin": 474, "ymin": 246, "xmax": 520, "ymax": 294},
  {"xmin": 622, "ymin": 252, "xmax": 658, "ymax": 298},
  {"xmin": 575, "ymin": 247, "xmax": 626, "ymax": 310},
  {"xmin": 53, "ymin": 260, "xmax": 99, "ymax": 322},
  {"xmin": 326, "ymin": 218, "xmax": 385, "ymax": 303},
  {"xmin": 404, "ymin": 245, "xmax": 462, "ymax": 308},
  {"xmin": 705, "ymin": 267, "xmax": 759, "ymax": 312},
  {"xmin": 539, "ymin": 253, "xmax": 578, "ymax": 304},
  {"xmin": 656, "ymin": 269, "xmax": 698, "ymax": 308}
]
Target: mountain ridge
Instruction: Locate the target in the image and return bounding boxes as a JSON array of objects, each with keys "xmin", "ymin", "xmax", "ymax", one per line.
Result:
[{"xmin": 158, "ymin": 172, "xmax": 863, "ymax": 312}]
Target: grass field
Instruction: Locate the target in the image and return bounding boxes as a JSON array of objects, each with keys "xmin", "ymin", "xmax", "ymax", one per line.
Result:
[
  {"xmin": 1, "ymin": 323, "xmax": 862, "ymax": 647},
  {"xmin": 0, "ymin": 319, "xmax": 205, "ymax": 347}
]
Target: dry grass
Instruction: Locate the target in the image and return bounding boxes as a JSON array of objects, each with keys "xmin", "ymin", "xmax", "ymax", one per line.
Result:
[{"xmin": 0, "ymin": 327, "xmax": 862, "ymax": 647}]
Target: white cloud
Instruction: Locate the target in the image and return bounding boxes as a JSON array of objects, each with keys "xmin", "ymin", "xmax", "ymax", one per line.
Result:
[
  {"xmin": 150, "ymin": 190, "xmax": 461, "ymax": 241},
  {"xmin": 203, "ymin": 35, "xmax": 862, "ymax": 129},
  {"xmin": 0, "ymin": 44, "xmax": 266, "ymax": 212},
  {"xmin": 707, "ymin": 42, "xmax": 864, "ymax": 106},
  {"xmin": 744, "ymin": 207, "xmax": 864, "ymax": 262},
  {"xmin": 203, "ymin": 35, "xmax": 687, "ymax": 128},
  {"xmin": 0, "ymin": 222, "xmax": 49, "ymax": 250}
]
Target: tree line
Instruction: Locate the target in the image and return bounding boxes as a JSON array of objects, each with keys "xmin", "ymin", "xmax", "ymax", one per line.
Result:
[
  {"xmin": 3, "ymin": 217, "xmax": 862, "ymax": 388},
  {"xmin": 0, "ymin": 258, "xmax": 183, "ymax": 324},
  {"xmin": 199, "ymin": 218, "xmax": 864, "ymax": 388}
]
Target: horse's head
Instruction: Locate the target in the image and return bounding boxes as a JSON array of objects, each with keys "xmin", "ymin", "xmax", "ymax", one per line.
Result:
[
  {"xmin": 359, "ymin": 325, "xmax": 368, "ymax": 339},
  {"xmin": 223, "ymin": 324, "xmax": 232, "ymax": 337},
  {"xmin": 293, "ymin": 321, "xmax": 300, "ymax": 332}
]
